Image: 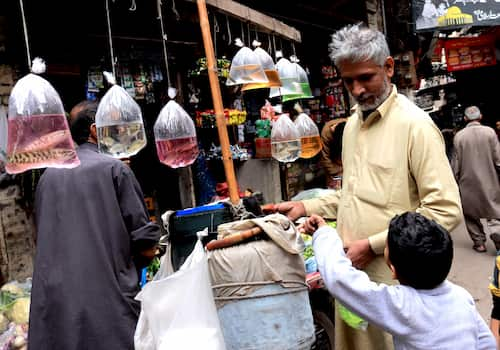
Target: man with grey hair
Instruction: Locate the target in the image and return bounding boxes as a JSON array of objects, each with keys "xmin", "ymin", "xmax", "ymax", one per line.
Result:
[
  {"xmin": 277, "ymin": 24, "xmax": 462, "ymax": 350},
  {"xmin": 451, "ymin": 105, "xmax": 500, "ymax": 253}
]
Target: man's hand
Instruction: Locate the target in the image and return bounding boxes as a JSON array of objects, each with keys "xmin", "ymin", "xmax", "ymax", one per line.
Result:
[
  {"xmin": 275, "ymin": 201, "xmax": 306, "ymax": 221},
  {"xmin": 140, "ymin": 245, "xmax": 159, "ymax": 260},
  {"xmin": 344, "ymin": 239, "xmax": 376, "ymax": 269},
  {"xmin": 300, "ymin": 214, "xmax": 327, "ymax": 235}
]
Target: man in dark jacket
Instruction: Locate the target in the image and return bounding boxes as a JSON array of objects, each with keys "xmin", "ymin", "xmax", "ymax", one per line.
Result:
[{"xmin": 28, "ymin": 100, "xmax": 160, "ymax": 349}]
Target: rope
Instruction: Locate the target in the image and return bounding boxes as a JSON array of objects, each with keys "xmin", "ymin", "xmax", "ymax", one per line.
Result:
[
  {"xmin": 105, "ymin": 0, "xmax": 117, "ymax": 78},
  {"xmin": 213, "ymin": 13, "xmax": 219, "ymax": 59},
  {"xmin": 18, "ymin": 0, "xmax": 31, "ymax": 69},
  {"xmin": 226, "ymin": 15, "xmax": 231, "ymax": 45},
  {"xmin": 171, "ymin": 0, "xmax": 180, "ymax": 21},
  {"xmin": 157, "ymin": 0, "xmax": 172, "ymax": 87},
  {"xmin": 212, "ymin": 280, "xmax": 308, "ymax": 301},
  {"xmin": 226, "ymin": 200, "xmax": 256, "ymax": 220},
  {"xmin": 292, "ymin": 42, "xmax": 296, "ymax": 56}
]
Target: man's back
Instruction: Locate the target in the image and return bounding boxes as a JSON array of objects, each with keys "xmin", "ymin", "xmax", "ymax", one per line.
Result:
[
  {"xmin": 29, "ymin": 143, "xmax": 158, "ymax": 350},
  {"xmin": 452, "ymin": 122, "xmax": 500, "ymax": 218}
]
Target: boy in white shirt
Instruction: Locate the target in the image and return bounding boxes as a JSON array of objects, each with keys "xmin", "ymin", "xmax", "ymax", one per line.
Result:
[{"xmin": 303, "ymin": 212, "xmax": 495, "ymax": 349}]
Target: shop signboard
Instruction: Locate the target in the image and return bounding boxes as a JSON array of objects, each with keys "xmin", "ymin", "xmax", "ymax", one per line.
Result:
[
  {"xmin": 413, "ymin": 0, "xmax": 500, "ymax": 31},
  {"xmin": 444, "ymin": 35, "xmax": 496, "ymax": 72}
]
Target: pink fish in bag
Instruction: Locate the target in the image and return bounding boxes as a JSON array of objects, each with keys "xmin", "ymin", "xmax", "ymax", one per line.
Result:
[{"xmin": 6, "ymin": 58, "xmax": 79, "ymax": 174}]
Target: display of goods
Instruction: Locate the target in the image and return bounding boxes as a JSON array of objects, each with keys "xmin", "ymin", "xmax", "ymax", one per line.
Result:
[
  {"xmin": 96, "ymin": 122, "xmax": 147, "ymax": 158},
  {"xmin": 195, "ymin": 109, "xmax": 246, "ymax": 128},
  {"xmin": 6, "ymin": 58, "xmax": 79, "ymax": 174},
  {"xmin": 156, "ymin": 137, "xmax": 199, "ymax": 168}
]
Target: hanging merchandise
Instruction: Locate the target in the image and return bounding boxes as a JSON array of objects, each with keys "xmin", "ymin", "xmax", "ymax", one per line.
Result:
[
  {"xmin": 269, "ymin": 56, "xmax": 303, "ymax": 99},
  {"xmin": 95, "ymin": 72, "xmax": 147, "ymax": 158},
  {"xmin": 294, "ymin": 108, "xmax": 321, "ymax": 158},
  {"xmin": 154, "ymin": 88, "xmax": 199, "ymax": 168},
  {"xmin": 282, "ymin": 56, "xmax": 314, "ymax": 103},
  {"xmin": 270, "ymin": 113, "xmax": 301, "ymax": 162},
  {"xmin": 241, "ymin": 40, "xmax": 281, "ymax": 91},
  {"xmin": 6, "ymin": 58, "xmax": 80, "ymax": 174},
  {"xmin": 226, "ymin": 38, "xmax": 268, "ymax": 86}
]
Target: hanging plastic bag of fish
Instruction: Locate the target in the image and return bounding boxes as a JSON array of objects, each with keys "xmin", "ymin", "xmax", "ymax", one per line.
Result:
[
  {"xmin": 5, "ymin": 58, "xmax": 80, "ymax": 174},
  {"xmin": 154, "ymin": 89, "xmax": 199, "ymax": 168},
  {"xmin": 271, "ymin": 113, "xmax": 301, "ymax": 163},
  {"xmin": 95, "ymin": 72, "xmax": 147, "ymax": 158},
  {"xmin": 294, "ymin": 107, "xmax": 321, "ymax": 159},
  {"xmin": 226, "ymin": 38, "xmax": 268, "ymax": 86}
]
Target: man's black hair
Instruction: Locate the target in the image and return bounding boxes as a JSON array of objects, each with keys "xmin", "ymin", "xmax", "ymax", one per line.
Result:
[
  {"xmin": 387, "ymin": 212, "xmax": 453, "ymax": 289},
  {"xmin": 70, "ymin": 100, "xmax": 99, "ymax": 145}
]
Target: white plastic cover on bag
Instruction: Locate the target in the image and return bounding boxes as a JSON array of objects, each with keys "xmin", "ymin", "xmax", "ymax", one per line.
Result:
[
  {"xmin": 294, "ymin": 113, "xmax": 321, "ymax": 158},
  {"xmin": 271, "ymin": 113, "xmax": 301, "ymax": 162},
  {"xmin": 135, "ymin": 233, "xmax": 226, "ymax": 350},
  {"xmin": 95, "ymin": 73, "xmax": 147, "ymax": 158},
  {"xmin": 226, "ymin": 43, "xmax": 268, "ymax": 86},
  {"xmin": 6, "ymin": 58, "xmax": 79, "ymax": 174},
  {"xmin": 153, "ymin": 100, "xmax": 199, "ymax": 168}
]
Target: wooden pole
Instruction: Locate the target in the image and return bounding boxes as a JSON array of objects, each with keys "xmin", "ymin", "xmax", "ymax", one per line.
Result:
[{"xmin": 197, "ymin": 0, "xmax": 240, "ymax": 205}]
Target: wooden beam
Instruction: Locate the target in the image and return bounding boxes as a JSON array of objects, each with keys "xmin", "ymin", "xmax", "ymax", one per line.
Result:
[{"xmin": 187, "ymin": 0, "xmax": 301, "ymax": 42}]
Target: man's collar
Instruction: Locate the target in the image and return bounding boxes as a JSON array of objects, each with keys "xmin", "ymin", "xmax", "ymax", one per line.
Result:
[
  {"xmin": 351, "ymin": 84, "xmax": 398, "ymax": 128},
  {"xmin": 466, "ymin": 121, "xmax": 481, "ymax": 127}
]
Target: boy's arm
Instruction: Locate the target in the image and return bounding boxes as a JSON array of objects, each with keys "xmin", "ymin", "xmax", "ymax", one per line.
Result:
[
  {"xmin": 313, "ymin": 225, "xmax": 412, "ymax": 336},
  {"xmin": 476, "ymin": 311, "xmax": 497, "ymax": 349}
]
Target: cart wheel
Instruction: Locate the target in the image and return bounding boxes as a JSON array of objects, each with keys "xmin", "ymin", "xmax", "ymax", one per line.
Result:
[{"xmin": 311, "ymin": 310, "xmax": 335, "ymax": 350}]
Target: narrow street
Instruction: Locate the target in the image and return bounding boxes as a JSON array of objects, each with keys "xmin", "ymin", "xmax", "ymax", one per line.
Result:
[{"xmin": 449, "ymin": 219, "xmax": 496, "ymax": 323}]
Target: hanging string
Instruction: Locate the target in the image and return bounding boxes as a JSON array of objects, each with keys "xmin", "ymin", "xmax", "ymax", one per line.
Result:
[
  {"xmin": 105, "ymin": 0, "xmax": 117, "ymax": 78},
  {"xmin": 226, "ymin": 15, "xmax": 232, "ymax": 45},
  {"xmin": 240, "ymin": 21, "xmax": 245, "ymax": 46},
  {"xmin": 247, "ymin": 22, "xmax": 251, "ymax": 47},
  {"xmin": 292, "ymin": 42, "xmax": 296, "ymax": 57},
  {"xmin": 18, "ymin": 0, "xmax": 31, "ymax": 69},
  {"xmin": 213, "ymin": 13, "xmax": 219, "ymax": 59},
  {"xmin": 157, "ymin": 0, "xmax": 172, "ymax": 87},
  {"xmin": 272, "ymin": 34, "xmax": 277, "ymax": 57},
  {"xmin": 171, "ymin": 0, "xmax": 180, "ymax": 21},
  {"xmin": 267, "ymin": 34, "xmax": 272, "ymax": 55}
]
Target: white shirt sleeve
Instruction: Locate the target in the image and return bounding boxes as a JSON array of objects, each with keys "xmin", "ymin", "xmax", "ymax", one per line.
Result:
[{"xmin": 312, "ymin": 225, "xmax": 414, "ymax": 337}]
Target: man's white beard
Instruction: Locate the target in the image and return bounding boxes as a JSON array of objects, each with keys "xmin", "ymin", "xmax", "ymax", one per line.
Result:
[{"xmin": 354, "ymin": 80, "xmax": 391, "ymax": 112}]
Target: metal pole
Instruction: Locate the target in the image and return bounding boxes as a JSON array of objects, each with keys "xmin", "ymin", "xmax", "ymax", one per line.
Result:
[{"xmin": 196, "ymin": 0, "xmax": 240, "ymax": 205}]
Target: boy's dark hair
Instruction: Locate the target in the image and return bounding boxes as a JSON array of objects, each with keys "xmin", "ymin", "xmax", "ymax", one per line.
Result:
[
  {"xmin": 387, "ymin": 212, "xmax": 453, "ymax": 289},
  {"xmin": 70, "ymin": 100, "xmax": 98, "ymax": 145}
]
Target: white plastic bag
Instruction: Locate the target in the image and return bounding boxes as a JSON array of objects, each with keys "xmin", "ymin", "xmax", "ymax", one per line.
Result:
[
  {"xmin": 95, "ymin": 72, "xmax": 147, "ymax": 158},
  {"xmin": 294, "ymin": 112, "xmax": 321, "ymax": 158},
  {"xmin": 226, "ymin": 39, "xmax": 268, "ymax": 86},
  {"xmin": 153, "ymin": 99, "xmax": 199, "ymax": 168},
  {"xmin": 6, "ymin": 58, "xmax": 79, "ymax": 174},
  {"xmin": 135, "ymin": 231, "xmax": 226, "ymax": 350},
  {"xmin": 271, "ymin": 113, "xmax": 301, "ymax": 162}
]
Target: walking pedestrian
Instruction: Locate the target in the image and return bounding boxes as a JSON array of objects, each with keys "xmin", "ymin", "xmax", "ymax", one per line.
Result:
[{"xmin": 451, "ymin": 105, "xmax": 500, "ymax": 253}]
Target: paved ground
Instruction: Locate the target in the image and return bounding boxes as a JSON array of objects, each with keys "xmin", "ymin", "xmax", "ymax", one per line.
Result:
[{"xmin": 448, "ymin": 219, "xmax": 495, "ymax": 324}]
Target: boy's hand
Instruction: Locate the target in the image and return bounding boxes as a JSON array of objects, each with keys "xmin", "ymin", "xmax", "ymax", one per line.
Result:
[{"xmin": 300, "ymin": 214, "xmax": 327, "ymax": 235}]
